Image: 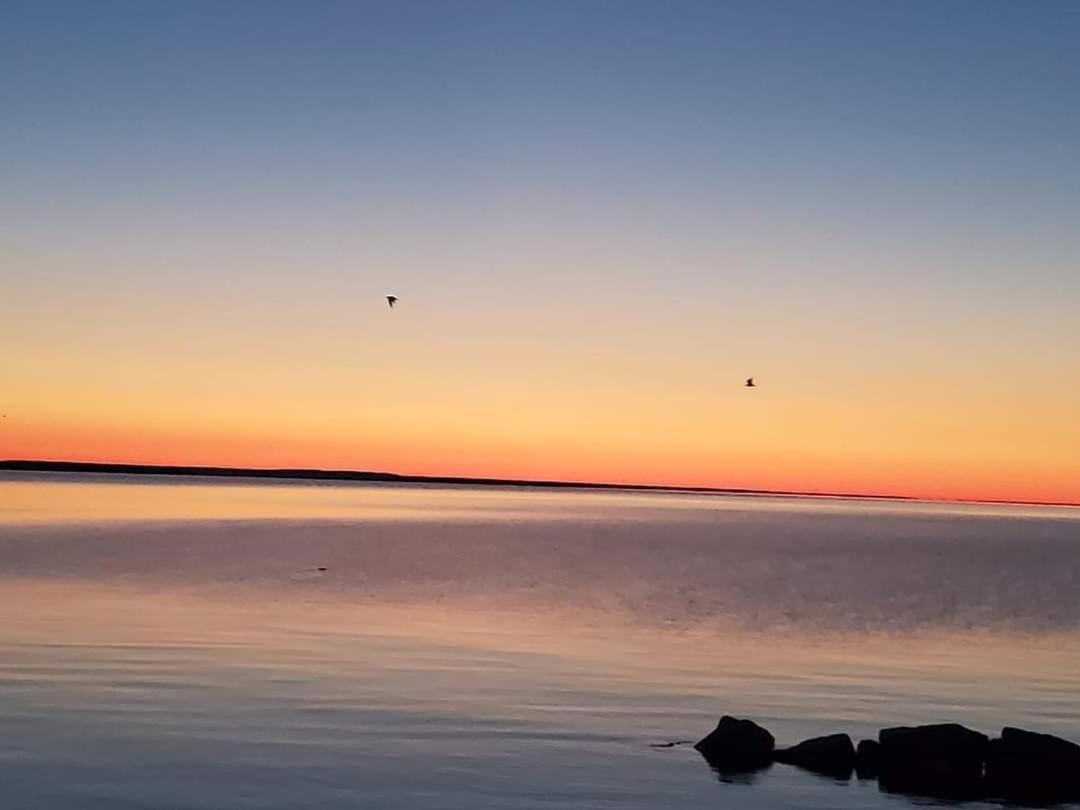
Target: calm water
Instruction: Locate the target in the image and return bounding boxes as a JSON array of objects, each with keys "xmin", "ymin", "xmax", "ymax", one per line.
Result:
[{"xmin": 2, "ymin": 472, "xmax": 1080, "ymax": 809}]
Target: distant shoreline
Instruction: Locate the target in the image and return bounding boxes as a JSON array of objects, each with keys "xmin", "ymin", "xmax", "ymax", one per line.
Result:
[{"xmin": 1, "ymin": 459, "xmax": 1077, "ymax": 509}]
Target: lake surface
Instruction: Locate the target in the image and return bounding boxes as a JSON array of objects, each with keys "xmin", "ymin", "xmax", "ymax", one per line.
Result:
[{"xmin": 2, "ymin": 472, "xmax": 1079, "ymax": 809}]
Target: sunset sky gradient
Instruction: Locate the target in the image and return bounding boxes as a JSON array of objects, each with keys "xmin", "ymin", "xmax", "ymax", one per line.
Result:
[{"xmin": 3, "ymin": 1, "xmax": 1079, "ymax": 502}]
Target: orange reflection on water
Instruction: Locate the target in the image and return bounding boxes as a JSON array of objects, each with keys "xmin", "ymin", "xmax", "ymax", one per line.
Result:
[
  {"xmin": 0, "ymin": 475, "xmax": 664, "ymax": 524},
  {"xmin": 5, "ymin": 473, "xmax": 1075, "ymax": 527}
]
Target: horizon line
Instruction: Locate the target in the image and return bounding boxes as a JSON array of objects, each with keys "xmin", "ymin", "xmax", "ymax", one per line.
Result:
[{"xmin": 2, "ymin": 459, "xmax": 1078, "ymax": 510}]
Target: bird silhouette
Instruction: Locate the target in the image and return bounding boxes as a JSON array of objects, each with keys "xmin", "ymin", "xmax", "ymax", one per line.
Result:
[
  {"xmin": 745, "ymin": 378, "xmax": 756, "ymax": 388},
  {"xmin": 386, "ymin": 295, "xmax": 398, "ymax": 309}
]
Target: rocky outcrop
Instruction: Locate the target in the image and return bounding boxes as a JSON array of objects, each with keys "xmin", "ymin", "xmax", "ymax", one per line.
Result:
[
  {"xmin": 877, "ymin": 723, "xmax": 989, "ymax": 799},
  {"xmin": 855, "ymin": 738, "xmax": 880, "ymax": 779},
  {"xmin": 692, "ymin": 717, "xmax": 1080, "ymax": 803},
  {"xmin": 985, "ymin": 726, "xmax": 1080, "ymax": 803},
  {"xmin": 773, "ymin": 733, "xmax": 855, "ymax": 778},
  {"xmin": 694, "ymin": 716, "xmax": 774, "ymax": 771}
]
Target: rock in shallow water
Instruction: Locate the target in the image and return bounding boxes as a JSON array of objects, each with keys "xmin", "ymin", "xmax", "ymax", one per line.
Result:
[
  {"xmin": 773, "ymin": 733, "xmax": 855, "ymax": 778},
  {"xmin": 877, "ymin": 723, "xmax": 989, "ymax": 800},
  {"xmin": 985, "ymin": 726, "xmax": 1080, "ymax": 804},
  {"xmin": 694, "ymin": 716, "xmax": 774, "ymax": 771},
  {"xmin": 855, "ymin": 738, "xmax": 880, "ymax": 779},
  {"xmin": 693, "ymin": 717, "xmax": 1080, "ymax": 805}
]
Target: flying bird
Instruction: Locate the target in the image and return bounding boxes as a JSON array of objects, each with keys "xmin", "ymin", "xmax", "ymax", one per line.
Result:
[
  {"xmin": 386, "ymin": 295, "xmax": 398, "ymax": 309},
  {"xmin": 745, "ymin": 378, "xmax": 756, "ymax": 388}
]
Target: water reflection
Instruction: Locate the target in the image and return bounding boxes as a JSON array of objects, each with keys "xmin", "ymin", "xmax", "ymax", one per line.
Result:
[
  {"xmin": 1, "ymin": 474, "xmax": 1079, "ymax": 809},
  {"xmin": 704, "ymin": 761, "xmax": 773, "ymax": 785},
  {"xmin": 4, "ymin": 471, "xmax": 1078, "ymax": 526}
]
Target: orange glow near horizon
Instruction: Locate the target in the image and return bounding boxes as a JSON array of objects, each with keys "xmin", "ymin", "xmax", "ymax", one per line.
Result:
[
  {"xmin": 4, "ymin": 403, "xmax": 1078, "ymax": 505},
  {"xmin": 3, "ymin": 177, "xmax": 1079, "ymax": 510},
  {"xmin": 7, "ymin": 250, "xmax": 1078, "ymax": 505},
  {"xmin": 4, "ymin": 279, "xmax": 1079, "ymax": 506},
  {"xmin": 4, "ymin": 174, "xmax": 1079, "ymax": 508}
]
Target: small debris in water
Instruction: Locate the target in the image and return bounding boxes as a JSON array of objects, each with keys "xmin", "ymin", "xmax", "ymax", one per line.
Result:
[{"xmin": 650, "ymin": 740, "xmax": 694, "ymax": 748}]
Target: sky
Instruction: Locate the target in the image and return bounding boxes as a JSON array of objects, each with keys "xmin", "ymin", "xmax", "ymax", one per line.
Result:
[{"xmin": 2, "ymin": 0, "xmax": 1079, "ymax": 503}]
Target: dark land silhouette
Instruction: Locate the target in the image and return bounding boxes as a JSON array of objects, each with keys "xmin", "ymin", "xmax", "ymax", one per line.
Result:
[
  {"xmin": 2, "ymin": 459, "xmax": 1079, "ymax": 508},
  {"xmin": 0, "ymin": 459, "xmax": 877, "ymax": 498}
]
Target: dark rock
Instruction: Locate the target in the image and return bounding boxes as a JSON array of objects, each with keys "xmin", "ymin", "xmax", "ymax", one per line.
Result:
[
  {"xmin": 877, "ymin": 723, "xmax": 989, "ymax": 800},
  {"xmin": 774, "ymin": 733, "xmax": 855, "ymax": 778},
  {"xmin": 855, "ymin": 739, "xmax": 880, "ymax": 779},
  {"xmin": 985, "ymin": 726, "xmax": 1080, "ymax": 804},
  {"xmin": 695, "ymin": 716, "xmax": 775, "ymax": 772}
]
